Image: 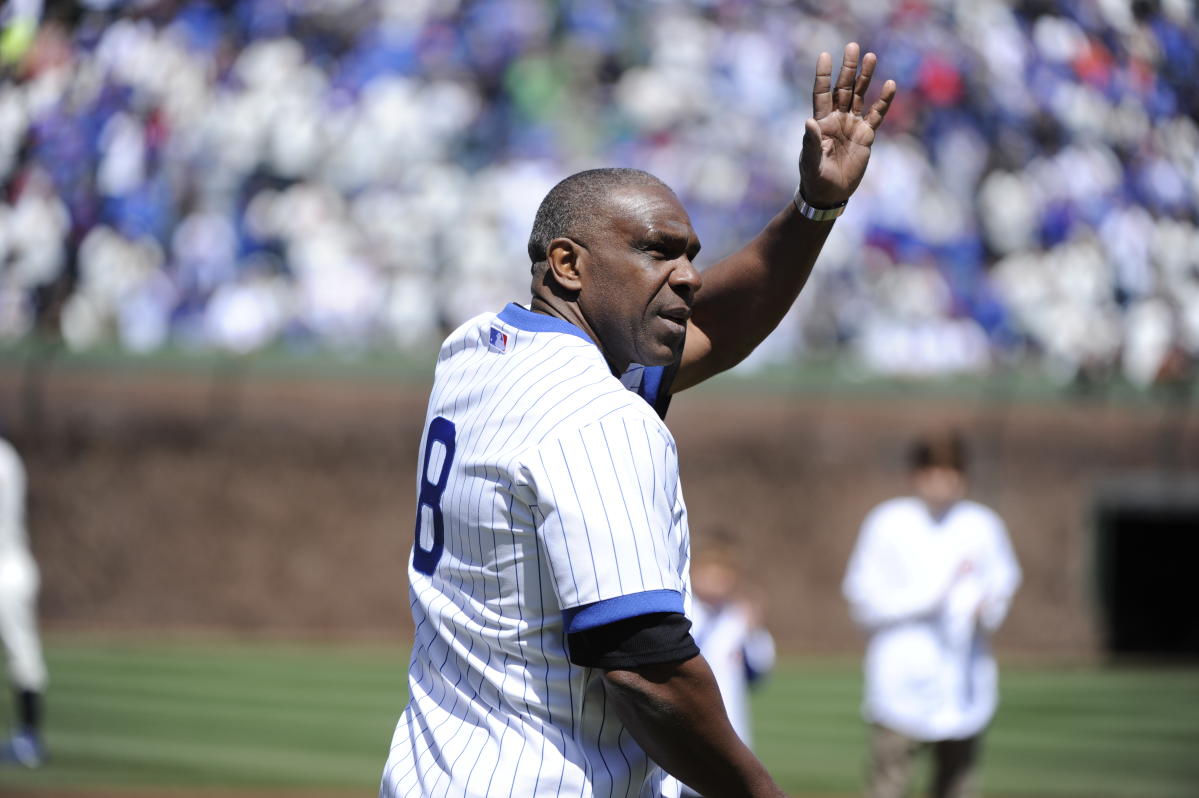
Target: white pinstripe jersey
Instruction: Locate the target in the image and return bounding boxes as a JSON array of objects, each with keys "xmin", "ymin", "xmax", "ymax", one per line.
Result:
[{"xmin": 381, "ymin": 303, "xmax": 692, "ymax": 798}]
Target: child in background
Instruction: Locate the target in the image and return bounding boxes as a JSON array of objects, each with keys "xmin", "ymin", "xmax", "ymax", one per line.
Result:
[{"xmin": 688, "ymin": 532, "xmax": 776, "ymax": 748}]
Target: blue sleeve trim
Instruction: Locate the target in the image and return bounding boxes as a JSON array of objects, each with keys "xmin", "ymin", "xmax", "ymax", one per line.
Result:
[{"xmin": 561, "ymin": 589, "xmax": 684, "ymax": 634}]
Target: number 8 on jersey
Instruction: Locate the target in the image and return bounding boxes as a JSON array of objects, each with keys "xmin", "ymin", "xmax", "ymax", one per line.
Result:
[{"xmin": 413, "ymin": 416, "xmax": 455, "ymax": 575}]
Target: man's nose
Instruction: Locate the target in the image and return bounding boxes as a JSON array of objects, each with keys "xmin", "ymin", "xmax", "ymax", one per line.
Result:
[{"xmin": 671, "ymin": 257, "xmax": 703, "ymax": 298}]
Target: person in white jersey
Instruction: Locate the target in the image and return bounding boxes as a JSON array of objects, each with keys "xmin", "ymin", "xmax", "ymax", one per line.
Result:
[
  {"xmin": 382, "ymin": 43, "xmax": 896, "ymax": 798},
  {"xmin": 0, "ymin": 437, "xmax": 47, "ymax": 769},
  {"xmin": 842, "ymin": 432, "xmax": 1021, "ymax": 798}
]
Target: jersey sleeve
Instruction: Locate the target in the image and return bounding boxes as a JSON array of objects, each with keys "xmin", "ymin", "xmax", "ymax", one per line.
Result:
[
  {"xmin": 978, "ymin": 511, "xmax": 1022, "ymax": 631},
  {"xmin": 518, "ymin": 415, "xmax": 686, "ymax": 633}
]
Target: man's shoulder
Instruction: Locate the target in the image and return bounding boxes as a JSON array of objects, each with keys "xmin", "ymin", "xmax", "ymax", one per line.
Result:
[
  {"xmin": 0, "ymin": 439, "xmax": 21, "ymax": 472},
  {"xmin": 433, "ymin": 311, "xmax": 668, "ymax": 449},
  {"xmin": 869, "ymin": 496, "xmax": 924, "ymax": 520},
  {"xmin": 953, "ymin": 499, "xmax": 1006, "ymax": 530},
  {"xmin": 509, "ymin": 392, "xmax": 674, "ymax": 484},
  {"xmin": 436, "ymin": 311, "xmax": 499, "ymax": 358},
  {"xmin": 436, "ymin": 308, "xmax": 600, "ymax": 364},
  {"xmin": 527, "ymin": 386, "xmax": 671, "ymax": 450}
]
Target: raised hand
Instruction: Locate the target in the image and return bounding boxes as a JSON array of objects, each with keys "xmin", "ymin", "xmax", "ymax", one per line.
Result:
[{"xmin": 799, "ymin": 42, "xmax": 896, "ymax": 209}]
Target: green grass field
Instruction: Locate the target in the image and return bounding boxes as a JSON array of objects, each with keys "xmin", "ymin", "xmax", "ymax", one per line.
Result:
[{"xmin": 1, "ymin": 639, "xmax": 1196, "ymax": 797}]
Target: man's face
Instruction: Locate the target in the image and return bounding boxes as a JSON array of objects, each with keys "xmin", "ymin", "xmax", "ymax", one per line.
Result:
[
  {"xmin": 575, "ymin": 184, "xmax": 702, "ymax": 372},
  {"xmin": 692, "ymin": 555, "xmax": 739, "ymax": 607},
  {"xmin": 913, "ymin": 466, "xmax": 966, "ymax": 515}
]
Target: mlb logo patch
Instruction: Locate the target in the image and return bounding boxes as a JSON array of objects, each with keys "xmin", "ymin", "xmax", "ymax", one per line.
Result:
[{"xmin": 488, "ymin": 326, "xmax": 510, "ymax": 353}]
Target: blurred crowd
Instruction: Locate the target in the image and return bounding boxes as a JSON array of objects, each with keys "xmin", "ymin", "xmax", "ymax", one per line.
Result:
[{"xmin": 0, "ymin": 0, "xmax": 1196, "ymax": 386}]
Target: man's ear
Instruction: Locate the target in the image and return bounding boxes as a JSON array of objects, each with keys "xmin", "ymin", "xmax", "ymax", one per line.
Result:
[{"xmin": 546, "ymin": 237, "xmax": 585, "ymax": 293}]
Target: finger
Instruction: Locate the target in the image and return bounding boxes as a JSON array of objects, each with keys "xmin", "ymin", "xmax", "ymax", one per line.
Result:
[
  {"xmin": 852, "ymin": 52, "xmax": 877, "ymax": 115},
  {"xmin": 800, "ymin": 118, "xmax": 823, "ymax": 177},
  {"xmin": 834, "ymin": 42, "xmax": 860, "ymax": 113},
  {"xmin": 864, "ymin": 79, "xmax": 897, "ymax": 130},
  {"xmin": 812, "ymin": 51, "xmax": 833, "ymax": 120}
]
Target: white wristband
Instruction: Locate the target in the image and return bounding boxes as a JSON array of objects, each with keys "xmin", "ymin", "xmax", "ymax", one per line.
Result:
[{"xmin": 793, "ymin": 186, "xmax": 847, "ymax": 221}]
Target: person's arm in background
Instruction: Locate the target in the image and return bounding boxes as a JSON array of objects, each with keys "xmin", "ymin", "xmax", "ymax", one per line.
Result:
[
  {"xmin": 741, "ymin": 591, "xmax": 776, "ymax": 685},
  {"xmin": 978, "ymin": 513, "xmax": 1022, "ymax": 632},
  {"xmin": 673, "ymin": 43, "xmax": 897, "ymax": 392},
  {"xmin": 842, "ymin": 510, "xmax": 966, "ymax": 631},
  {"xmin": 0, "ymin": 440, "xmax": 26, "ymax": 553},
  {"xmin": 744, "ymin": 627, "xmax": 776, "ymax": 687},
  {"xmin": 604, "ymin": 655, "xmax": 787, "ymax": 798}
]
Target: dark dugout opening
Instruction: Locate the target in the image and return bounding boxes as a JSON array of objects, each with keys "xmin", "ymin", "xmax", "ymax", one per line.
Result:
[{"xmin": 1094, "ymin": 481, "xmax": 1199, "ymax": 659}]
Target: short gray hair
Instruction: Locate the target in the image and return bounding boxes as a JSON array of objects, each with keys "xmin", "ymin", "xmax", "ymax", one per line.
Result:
[{"xmin": 526, "ymin": 168, "xmax": 667, "ymax": 265}]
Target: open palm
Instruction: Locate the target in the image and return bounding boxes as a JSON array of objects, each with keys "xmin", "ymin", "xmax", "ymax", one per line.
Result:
[{"xmin": 799, "ymin": 43, "xmax": 897, "ymax": 209}]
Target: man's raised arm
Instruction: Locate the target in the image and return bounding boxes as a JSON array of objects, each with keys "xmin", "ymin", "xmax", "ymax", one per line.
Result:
[{"xmin": 673, "ymin": 43, "xmax": 896, "ymax": 392}]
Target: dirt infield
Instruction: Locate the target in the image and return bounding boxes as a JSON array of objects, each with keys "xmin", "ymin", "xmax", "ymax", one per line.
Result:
[{"xmin": 2, "ymin": 365, "xmax": 1195, "ymax": 656}]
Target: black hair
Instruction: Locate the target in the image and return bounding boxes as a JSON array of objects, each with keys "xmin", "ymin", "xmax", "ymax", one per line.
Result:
[
  {"xmin": 909, "ymin": 430, "xmax": 969, "ymax": 474},
  {"xmin": 526, "ymin": 168, "xmax": 667, "ymax": 265}
]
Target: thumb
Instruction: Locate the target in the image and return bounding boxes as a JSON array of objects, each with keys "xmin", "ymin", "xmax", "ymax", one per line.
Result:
[{"xmin": 800, "ymin": 118, "xmax": 823, "ymax": 180}]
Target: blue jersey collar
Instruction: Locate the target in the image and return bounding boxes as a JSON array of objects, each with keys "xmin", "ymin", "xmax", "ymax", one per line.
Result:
[{"xmin": 497, "ymin": 303, "xmax": 595, "ymax": 346}]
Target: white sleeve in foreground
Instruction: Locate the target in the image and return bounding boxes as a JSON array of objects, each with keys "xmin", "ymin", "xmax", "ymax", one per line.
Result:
[{"xmin": 520, "ymin": 415, "xmax": 684, "ymax": 627}]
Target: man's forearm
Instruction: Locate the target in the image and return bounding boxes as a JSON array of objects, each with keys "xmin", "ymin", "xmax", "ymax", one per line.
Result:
[
  {"xmin": 602, "ymin": 655, "xmax": 786, "ymax": 798},
  {"xmin": 675, "ymin": 203, "xmax": 835, "ymax": 391},
  {"xmin": 673, "ymin": 42, "xmax": 894, "ymax": 392}
]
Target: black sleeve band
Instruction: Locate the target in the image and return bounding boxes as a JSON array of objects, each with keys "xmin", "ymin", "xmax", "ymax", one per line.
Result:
[{"xmin": 567, "ymin": 612, "xmax": 699, "ymax": 669}]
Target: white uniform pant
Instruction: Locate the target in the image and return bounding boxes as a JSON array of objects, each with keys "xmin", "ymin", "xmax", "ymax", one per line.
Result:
[{"xmin": 0, "ymin": 552, "xmax": 47, "ymax": 692}]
